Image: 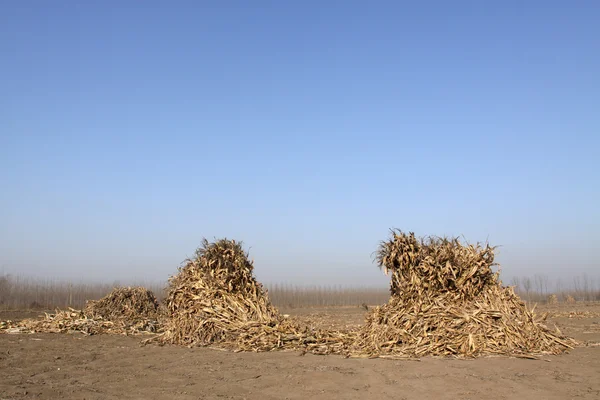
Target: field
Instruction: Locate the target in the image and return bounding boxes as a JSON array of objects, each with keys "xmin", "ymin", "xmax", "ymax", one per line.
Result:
[
  {"xmin": 2, "ymin": 237, "xmax": 599, "ymax": 400},
  {"xmin": 1, "ymin": 302, "xmax": 599, "ymax": 400}
]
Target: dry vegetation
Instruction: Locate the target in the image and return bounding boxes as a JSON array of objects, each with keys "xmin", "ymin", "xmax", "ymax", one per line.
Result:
[
  {"xmin": 2, "ymin": 274, "xmax": 596, "ymax": 312},
  {"xmin": 1, "ymin": 286, "xmax": 161, "ymax": 335},
  {"xmin": 267, "ymin": 284, "xmax": 390, "ymax": 308},
  {"xmin": 355, "ymin": 231, "xmax": 575, "ymax": 357},
  {"xmin": 3, "ymin": 301, "xmax": 599, "ymax": 400},
  {"xmin": 84, "ymin": 286, "xmax": 159, "ymax": 320},
  {"xmin": 510, "ymin": 274, "xmax": 600, "ymax": 303},
  {"xmin": 0, "ymin": 275, "xmax": 165, "ymax": 310},
  {"xmin": 0, "ymin": 274, "xmax": 392, "ymax": 310},
  {"xmin": 1, "ymin": 232, "xmax": 587, "ymax": 361},
  {"xmin": 151, "ymin": 238, "xmax": 355, "ymax": 355}
]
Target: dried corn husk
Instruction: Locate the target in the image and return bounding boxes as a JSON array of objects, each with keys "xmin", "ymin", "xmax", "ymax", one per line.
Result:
[
  {"xmin": 150, "ymin": 238, "xmax": 354, "ymax": 355},
  {"xmin": 1, "ymin": 287, "xmax": 161, "ymax": 335},
  {"xmin": 353, "ymin": 230, "xmax": 577, "ymax": 358}
]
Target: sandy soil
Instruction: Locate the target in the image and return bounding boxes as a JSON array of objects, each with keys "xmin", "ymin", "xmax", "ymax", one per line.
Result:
[{"xmin": 1, "ymin": 304, "xmax": 599, "ymax": 400}]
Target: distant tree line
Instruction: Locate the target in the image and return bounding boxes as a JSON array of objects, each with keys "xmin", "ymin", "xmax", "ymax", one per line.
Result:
[{"xmin": 0, "ymin": 273, "xmax": 598, "ymax": 311}]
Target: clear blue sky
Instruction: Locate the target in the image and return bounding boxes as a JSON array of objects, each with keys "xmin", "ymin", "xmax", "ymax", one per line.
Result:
[{"xmin": 1, "ymin": 1, "xmax": 598, "ymax": 286}]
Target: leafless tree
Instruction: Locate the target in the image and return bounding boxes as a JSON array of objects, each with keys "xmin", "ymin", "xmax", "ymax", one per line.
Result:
[
  {"xmin": 510, "ymin": 276, "xmax": 520, "ymax": 291},
  {"xmin": 522, "ymin": 277, "xmax": 532, "ymax": 302},
  {"xmin": 573, "ymin": 276, "xmax": 582, "ymax": 300},
  {"xmin": 0, "ymin": 274, "xmax": 8, "ymax": 306},
  {"xmin": 555, "ymin": 278, "xmax": 564, "ymax": 295},
  {"xmin": 534, "ymin": 274, "xmax": 544, "ymax": 298},
  {"xmin": 582, "ymin": 273, "xmax": 590, "ymax": 301}
]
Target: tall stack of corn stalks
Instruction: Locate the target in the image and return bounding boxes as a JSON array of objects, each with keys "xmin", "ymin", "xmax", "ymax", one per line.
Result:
[
  {"xmin": 154, "ymin": 238, "xmax": 354, "ymax": 354},
  {"xmin": 353, "ymin": 230, "xmax": 576, "ymax": 358}
]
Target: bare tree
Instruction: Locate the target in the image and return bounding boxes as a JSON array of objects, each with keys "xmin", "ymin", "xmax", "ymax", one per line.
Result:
[
  {"xmin": 510, "ymin": 276, "xmax": 520, "ymax": 292},
  {"xmin": 522, "ymin": 277, "xmax": 532, "ymax": 302},
  {"xmin": 582, "ymin": 273, "xmax": 590, "ymax": 301},
  {"xmin": 0, "ymin": 274, "xmax": 8, "ymax": 306},
  {"xmin": 555, "ymin": 278, "xmax": 564, "ymax": 296},
  {"xmin": 534, "ymin": 274, "xmax": 544, "ymax": 299},
  {"xmin": 573, "ymin": 276, "xmax": 582, "ymax": 300}
]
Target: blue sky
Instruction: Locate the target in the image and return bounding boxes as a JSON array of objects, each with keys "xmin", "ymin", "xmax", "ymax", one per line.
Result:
[{"xmin": 1, "ymin": 1, "xmax": 598, "ymax": 286}]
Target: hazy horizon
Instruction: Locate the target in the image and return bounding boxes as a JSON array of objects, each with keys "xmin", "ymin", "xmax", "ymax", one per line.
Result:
[
  {"xmin": 1, "ymin": 233, "xmax": 597, "ymax": 289},
  {"xmin": 1, "ymin": 2, "xmax": 598, "ymax": 287}
]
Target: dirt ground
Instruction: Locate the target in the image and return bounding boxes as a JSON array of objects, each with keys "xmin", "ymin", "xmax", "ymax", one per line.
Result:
[{"xmin": 1, "ymin": 303, "xmax": 599, "ymax": 400}]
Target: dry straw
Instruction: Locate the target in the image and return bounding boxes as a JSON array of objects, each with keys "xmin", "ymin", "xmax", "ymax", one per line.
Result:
[
  {"xmin": 1, "ymin": 287, "xmax": 160, "ymax": 335},
  {"xmin": 353, "ymin": 230, "xmax": 576, "ymax": 357},
  {"xmin": 85, "ymin": 286, "xmax": 159, "ymax": 320},
  {"xmin": 1, "ymin": 308, "xmax": 115, "ymax": 335},
  {"xmin": 1, "ymin": 233, "xmax": 578, "ymax": 359},
  {"xmin": 550, "ymin": 310, "xmax": 600, "ymax": 318},
  {"xmin": 149, "ymin": 238, "xmax": 354, "ymax": 355}
]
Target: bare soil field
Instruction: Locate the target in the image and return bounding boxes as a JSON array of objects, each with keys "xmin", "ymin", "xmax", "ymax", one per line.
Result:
[{"xmin": 1, "ymin": 303, "xmax": 599, "ymax": 400}]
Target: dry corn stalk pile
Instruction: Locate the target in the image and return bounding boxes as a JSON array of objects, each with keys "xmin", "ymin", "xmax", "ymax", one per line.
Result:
[
  {"xmin": 84, "ymin": 286, "xmax": 161, "ymax": 333},
  {"xmin": 0, "ymin": 234, "xmax": 581, "ymax": 359},
  {"xmin": 547, "ymin": 294, "xmax": 558, "ymax": 305},
  {"xmin": 152, "ymin": 238, "xmax": 354, "ymax": 354},
  {"xmin": 1, "ymin": 287, "xmax": 161, "ymax": 335},
  {"xmin": 353, "ymin": 230, "xmax": 576, "ymax": 358}
]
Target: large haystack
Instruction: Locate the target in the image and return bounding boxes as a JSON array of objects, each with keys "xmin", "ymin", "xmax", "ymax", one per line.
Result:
[
  {"xmin": 156, "ymin": 238, "xmax": 353, "ymax": 354},
  {"xmin": 159, "ymin": 238, "xmax": 280, "ymax": 346},
  {"xmin": 354, "ymin": 230, "xmax": 575, "ymax": 358}
]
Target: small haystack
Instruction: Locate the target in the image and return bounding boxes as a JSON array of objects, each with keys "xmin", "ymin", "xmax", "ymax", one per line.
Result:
[
  {"xmin": 566, "ymin": 295, "xmax": 576, "ymax": 304},
  {"xmin": 354, "ymin": 230, "xmax": 576, "ymax": 358},
  {"xmin": 547, "ymin": 294, "xmax": 558, "ymax": 305},
  {"xmin": 154, "ymin": 238, "xmax": 353, "ymax": 354},
  {"xmin": 84, "ymin": 286, "xmax": 161, "ymax": 333},
  {"xmin": 85, "ymin": 286, "xmax": 160, "ymax": 321},
  {"xmin": 1, "ymin": 287, "xmax": 161, "ymax": 336}
]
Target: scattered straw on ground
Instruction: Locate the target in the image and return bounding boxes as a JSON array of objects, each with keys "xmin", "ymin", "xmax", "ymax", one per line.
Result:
[
  {"xmin": 0, "ymin": 308, "xmax": 116, "ymax": 335},
  {"xmin": 352, "ymin": 230, "xmax": 576, "ymax": 358},
  {"xmin": 549, "ymin": 311, "xmax": 600, "ymax": 319}
]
